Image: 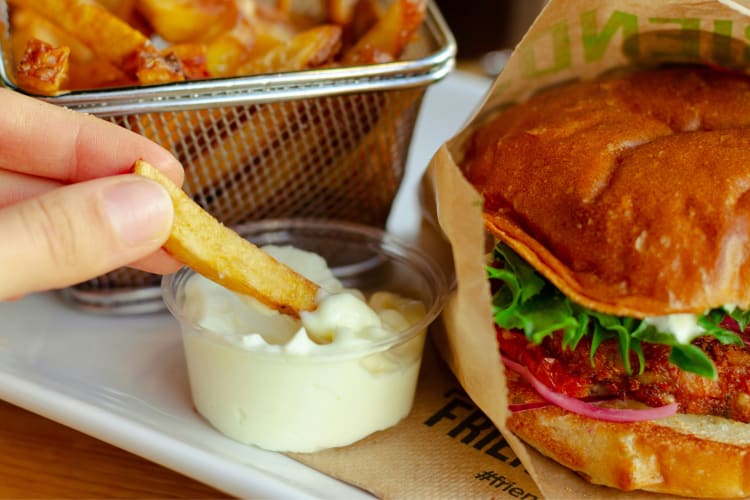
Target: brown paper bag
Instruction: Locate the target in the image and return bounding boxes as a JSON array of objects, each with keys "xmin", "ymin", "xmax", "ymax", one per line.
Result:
[{"xmin": 421, "ymin": 0, "xmax": 750, "ymax": 498}]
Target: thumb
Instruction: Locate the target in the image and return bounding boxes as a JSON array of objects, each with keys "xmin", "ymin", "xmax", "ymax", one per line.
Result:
[{"xmin": 0, "ymin": 174, "xmax": 174, "ymax": 300}]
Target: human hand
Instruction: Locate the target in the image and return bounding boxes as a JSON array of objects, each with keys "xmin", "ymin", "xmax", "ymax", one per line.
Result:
[{"xmin": 0, "ymin": 88, "xmax": 184, "ymax": 300}]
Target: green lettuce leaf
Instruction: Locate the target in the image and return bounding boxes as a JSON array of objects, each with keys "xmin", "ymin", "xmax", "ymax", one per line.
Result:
[{"xmin": 488, "ymin": 243, "xmax": 744, "ymax": 379}]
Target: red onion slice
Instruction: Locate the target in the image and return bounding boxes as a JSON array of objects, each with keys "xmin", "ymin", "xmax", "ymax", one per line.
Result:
[
  {"xmin": 719, "ymin": 315, "xmax": 750, "ymax": 346},
  {"xmin": 502, "ymin": 356, "xmax": 678, "ymax": 422},
  {"xmin": 508, "ymin": 401, "xmax": 551, "ymax": 412},
  {"xmin": 508, "ymin": 395, "xmax": 616, "ymax": 413}
]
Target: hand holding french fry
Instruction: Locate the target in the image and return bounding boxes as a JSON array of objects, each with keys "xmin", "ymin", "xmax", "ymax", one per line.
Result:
[
  {"xmin": 133, "ymin": 160, "xmax": 319, "ymax": 316},
  {"xmin": 0, "ymin": 89, "xmax": 182, "ymax": 301}
]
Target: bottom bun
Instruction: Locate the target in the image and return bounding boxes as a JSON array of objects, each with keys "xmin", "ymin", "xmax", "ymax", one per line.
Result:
[{"xmin": 506, "ymin": 377, "xmax": 750, "ymax": 498}]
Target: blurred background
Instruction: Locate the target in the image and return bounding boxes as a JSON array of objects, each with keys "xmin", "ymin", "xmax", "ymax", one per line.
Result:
[{"xmin": 436, "ymin": 0, "xmax": 548, "ymax": 75}]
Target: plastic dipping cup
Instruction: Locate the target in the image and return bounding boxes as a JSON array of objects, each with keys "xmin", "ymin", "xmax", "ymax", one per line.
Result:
[{"xmin": 161, "ymin": 218, "xmax": 449, "ymax": 453}]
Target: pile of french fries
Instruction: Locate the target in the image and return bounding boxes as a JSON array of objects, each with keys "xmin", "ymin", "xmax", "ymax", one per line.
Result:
[{"xmin": 8, "ymin": 0, "xmax": 428, "ymax": 95}]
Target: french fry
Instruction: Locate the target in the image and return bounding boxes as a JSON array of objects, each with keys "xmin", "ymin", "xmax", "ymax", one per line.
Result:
[
  {"xmin": 206, "ymin": 5, "xmax": 302, "ymax": 76},
  {"xmin": 253, "ymin": 0, "xmax": 296, "ymax": 25},
  {"xmin": 235, "ymin": 24, "xmax": 341, "ymax": 75},
  {"xmin": 327, "ymin": 0, "xmax": 358, "ymax": 24},
  {"xmin": 11, "ymin": 8, "xmax": 67, "ymax": 62},
  {"xmin": 95, "ymin": 0, "xmax": 137, "ymax": 21},
  {"xmin": 205, "ymin": 16, "xmax": 257, "ymax": 76},
  {"xmin": 135, "ymin": 0, "xmax": 239, "ymax": 43},
  {"xmin": 10, "ymin": 7, "xmax": 131, "ymax": 90},
  {"xmin": 244, "ymin": 17, "xmax": 298, "ymax": 56},
  {"xmin": 273, "ymin": 0, "xmax": 326, "ymax": 20},
  {"xmin": 14, "ymin": 38, "xmax": 70, "ymax": 95},
  {"xmin": 343, "ymin": 0, "xmax": 381, "ymax": 46},
  {"xmin": 342, "ymin": 0, "xmax": 425, "ymax": 64},
  {"xmin": 133, "ymin": 160, "xmax": 319, "ymax": 316},
  {"xmin": 135, "ymin": 48, "xmax": 187, "ymax": 85},
  {"xmin": 66, "ymin": 59, "xmax": 132, "ymax": 89},
  {"xmin": 202, "ymin": 1, "xmax": 301, "ymax": 77},
  {"xmin": 8, "ymin": 0, "xmax": 150, "ymax": 73}
]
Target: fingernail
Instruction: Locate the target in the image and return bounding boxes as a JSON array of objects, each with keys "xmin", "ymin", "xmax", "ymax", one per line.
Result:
[{"xmin": 102, "ymin": 179, "xmax": 173, "ymax": 246}]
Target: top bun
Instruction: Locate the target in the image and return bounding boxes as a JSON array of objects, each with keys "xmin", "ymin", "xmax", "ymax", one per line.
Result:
[{"xmin": 463, "ymin": 66, "xmax": 750, "ymax": 317}]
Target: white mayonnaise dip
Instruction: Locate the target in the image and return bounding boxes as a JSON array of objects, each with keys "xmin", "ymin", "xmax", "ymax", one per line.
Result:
[
  {"xmin": 180, "ymin": 245, "xmax": 427, "ymax": 452},
  {"xmin": 644, "ymin": 313, "xmax": 705, "ymax": 344}
]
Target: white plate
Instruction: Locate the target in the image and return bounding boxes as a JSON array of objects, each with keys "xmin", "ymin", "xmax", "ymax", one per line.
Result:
[{"xmin": 0, "ymin": 70, "xmax": 491, "ymax": 498}]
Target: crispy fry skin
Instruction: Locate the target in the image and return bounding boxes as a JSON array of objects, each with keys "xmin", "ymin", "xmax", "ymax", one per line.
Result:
[
  {"xmin": 135, "ymin": 48, "xmax": 186, "ymax": 84},
  {"xmin": 8, "ymin": 0, "xmax": 150, "ymax": 72},
  {"xmin": 135, "ymin": 43, "xmax": 211, "ymax": 85},
  {"xmin": 342, "ymin": 0, "xmax": 425, "ymax": 64},
  {"xmin": 133, "ymin": 160, "xmax": 319, "ymax": 316},
  {"xmin": 14, "ymin": 38, "xmax": 70, "ymax": 95},
  {"xmin": 167, "ymin": 43, "xmax": 211, "ymax": 80}
]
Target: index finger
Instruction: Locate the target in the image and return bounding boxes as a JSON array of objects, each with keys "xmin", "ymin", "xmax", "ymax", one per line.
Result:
[{"xmin": 0, "ymin": 88, "xmax": 183, "ymax": 185}]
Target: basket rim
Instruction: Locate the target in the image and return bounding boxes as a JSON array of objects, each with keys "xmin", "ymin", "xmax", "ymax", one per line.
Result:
[{"xmin": 0, "ymin": 1, "xmax": 456, "ymax": 116}]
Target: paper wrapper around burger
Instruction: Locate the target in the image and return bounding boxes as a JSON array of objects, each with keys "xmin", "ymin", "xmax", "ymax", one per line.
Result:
[{"xmin": 422, "ymin": 0, "xmax": 750, "ymax": 498}]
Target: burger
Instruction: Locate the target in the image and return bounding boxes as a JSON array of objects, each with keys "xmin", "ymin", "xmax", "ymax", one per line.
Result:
[{"xmin": 460, "ymin": 65, "xmax": 750, "ymax": 498}]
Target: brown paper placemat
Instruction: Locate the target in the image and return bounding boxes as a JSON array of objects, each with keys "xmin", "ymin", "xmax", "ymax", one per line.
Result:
[{"xmin": 290, "ymin": 337, "xmax": 542, "ymax": 499}]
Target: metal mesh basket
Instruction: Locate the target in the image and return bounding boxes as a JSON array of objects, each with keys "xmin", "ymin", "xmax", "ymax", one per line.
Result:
[{"xmin": 0, "ymin": 2, "xmax": 455, "ymax": 313}]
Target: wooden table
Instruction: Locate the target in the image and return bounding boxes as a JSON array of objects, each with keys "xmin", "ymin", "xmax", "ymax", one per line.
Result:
[{"xmin": 0, "ymin": 399, "xmax": 231, "ymax": 498}]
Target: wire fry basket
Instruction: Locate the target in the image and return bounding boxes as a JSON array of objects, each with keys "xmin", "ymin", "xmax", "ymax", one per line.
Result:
[{"xmin": 0, "ymin": 1, "xmax": 455, "ymax": 314}]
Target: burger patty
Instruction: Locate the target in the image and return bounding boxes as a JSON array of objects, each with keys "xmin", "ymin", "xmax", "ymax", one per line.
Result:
[{"xmin": 498, "ymin": 329, "xmax": 750, "ymax": 422}]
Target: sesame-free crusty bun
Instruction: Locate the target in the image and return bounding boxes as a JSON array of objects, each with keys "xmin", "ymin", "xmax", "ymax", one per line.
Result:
[
  {"xmin": 462, "ymin": 66, "xmax": 750, "ymax": 318},
  {"xmin": 505, "ymin": 373, "xmax": 750, "ymax": 498}
]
